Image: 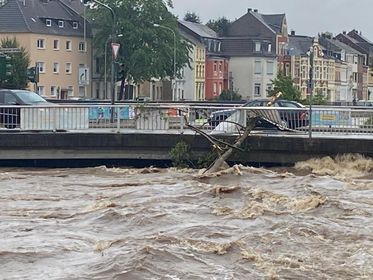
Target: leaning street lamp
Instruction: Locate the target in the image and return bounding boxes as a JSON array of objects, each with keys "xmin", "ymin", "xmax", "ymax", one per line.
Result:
[{"xmin": 153, "ymin": 23, "xmax": 177, "ymax": 101}]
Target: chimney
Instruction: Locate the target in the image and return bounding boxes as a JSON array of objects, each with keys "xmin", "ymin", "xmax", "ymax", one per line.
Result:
[
  {"xmin": 343, "ymin": 31, "xmax": 346, "ymax": 35},
  {"xmin": 254, "ymin": 9, "xmax": 258, "ymax": 12},
  {"xmin": 248, "ymin": 8, "xmax": 252, "ymax": 12},
  {"xmin": 291, "ymin": 30, "xmax": 295, "ymax": 36}
]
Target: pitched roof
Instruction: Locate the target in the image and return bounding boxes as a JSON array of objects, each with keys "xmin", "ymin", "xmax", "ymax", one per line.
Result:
[
  {"xmin": 0, "ymin": 0, "xmax": 29, "ymax": 32},
  {"xmin": 348, "ymin": 29, "xmax": 373, "ymax": 45},
  {"xmin": 0, "ymin": 0, "xmax": 91, "ymax": 37},
  {"xmin": 261, "ymin": 14, "xmax": 285, "ymax": 34},
  {"xmin": 178, "ymin": 20, "xmax": 218, "ymax": 39},
  {"xmin": 288, "ymin": 35, "xmax": 313, "ymax": 55},
  {"xmin": 325, "ymin": 37, "xmax": 363, "ymax": 55},
  {"xmin": 221, "ymin": 37, "xmax": 276, "ymax": 57}
]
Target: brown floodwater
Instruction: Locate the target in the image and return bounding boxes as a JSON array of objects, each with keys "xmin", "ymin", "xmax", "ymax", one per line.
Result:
[{"xmin": 0, "ymin": 154, "xmax": 372, "ymax": 280}]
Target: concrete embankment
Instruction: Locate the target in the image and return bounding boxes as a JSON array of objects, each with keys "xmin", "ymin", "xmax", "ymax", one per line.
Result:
[{"xmin": 0, "ymin": 132, "xmax": 372, "ymax": 167}]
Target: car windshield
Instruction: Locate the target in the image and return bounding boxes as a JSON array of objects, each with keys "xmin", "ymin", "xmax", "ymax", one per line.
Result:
[{"xmin": 13, "ymin": 90, "xmax": 48, "ymax": 104}]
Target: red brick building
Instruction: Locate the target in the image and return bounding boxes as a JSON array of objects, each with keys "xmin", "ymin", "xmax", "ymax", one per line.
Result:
[{"xmin": 205, "ymin": 57, "xmax": 229, "ymax": 100}]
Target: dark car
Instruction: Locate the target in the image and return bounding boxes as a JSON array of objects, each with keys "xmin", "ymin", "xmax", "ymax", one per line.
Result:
[
  {"xmin": 0, "ymin": 89, "xmax": 50, "ymax": 128},
  {"xmin": 208, "ymin": 99, "xmax": 309, "ymax": 129}
]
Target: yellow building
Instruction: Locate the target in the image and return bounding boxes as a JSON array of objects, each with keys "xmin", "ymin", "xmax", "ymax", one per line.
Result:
[
  {"xmin": 194, "ymin": 45, "xmax": 206, "ymax": 101},
  {"xmin": 0, "ymin": 0, "xmax": 91, "ymax": 99}
]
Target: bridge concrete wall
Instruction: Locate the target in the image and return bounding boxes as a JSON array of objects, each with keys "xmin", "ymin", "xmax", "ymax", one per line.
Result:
[{"xmin": 0, "ymin": 132, "xmax": 371, "ymax": 167}]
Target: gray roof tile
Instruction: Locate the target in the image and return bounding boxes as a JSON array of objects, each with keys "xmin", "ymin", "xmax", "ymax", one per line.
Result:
[
  {"xmin": 0, "ymin": 0, "xmax": 91, "ymax": 37},
  {"xmin": 178, "ymin": 20, "xmax": 217, "ymax": 39}
]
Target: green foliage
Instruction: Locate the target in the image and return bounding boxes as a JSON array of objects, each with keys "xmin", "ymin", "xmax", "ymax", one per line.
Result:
[
  {"xmin": 301, "ymin": 91, "xmax": 328, "ymax": 105},
  {"xmin": 170, "ymin": 141, "xmax": 192, "ymax": 168},
  {"xmin": 86, "ymin": 0, "xmax": 191, "ymax": 84},
  {"xmin": 170, "ymin": 141, "xmax": 220, "ymax": 169},
  {"xmin": 206, "ymin": 17, "xmax": 231, "ymax": 36},
  {"xmin": 268, "ymin": 71, "xmax": 301, "ymax": 102},
  {"xmin": 218, "ymin": 89, "xmax": 242, "ymax": 101},
  {"xmin": 0, "ymin": 37, "xmax": 30, "ymax": 89},
  {"xmin": 196, "ymin": 151, "xmax": 218, "ymax": 169},
  {"xmin": 183, "ymin": 11, "xmax": 201, "ymax": 23}
]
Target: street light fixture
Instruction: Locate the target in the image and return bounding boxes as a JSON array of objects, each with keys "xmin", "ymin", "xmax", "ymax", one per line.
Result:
[
  {"xmin": 83, "ymin": 0, "xmax": 116, "ymax": 108},
  {"xmin": 104, "ymin": 34, "xmax": 123, "ymax": 99},
  {"xmin": 153, "ymin": 23, "xmax": 177, "ymax": 101}
]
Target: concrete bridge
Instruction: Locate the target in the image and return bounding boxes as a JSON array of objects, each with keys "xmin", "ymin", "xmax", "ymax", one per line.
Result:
[{"xmin": 0, "ymin": 103, "xmax": 372, "ymax": 167}]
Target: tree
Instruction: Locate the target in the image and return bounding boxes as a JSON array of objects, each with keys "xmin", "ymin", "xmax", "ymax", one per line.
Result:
[
  {"xmin": 0, "ymin": 37, "xmax": 30, "ymax": 89},
  {"xmin": 218, "ymin": 89, "xmax": 241, "ymax": 101},
  {"xmin": 302, "ymin": 90, "xmax": 328, "ymax": 105},
  {"xmin": 85, "ymin": 0, "xmax": 191, "ymax": 98},
  {"xmin": 183, "ymin": 11, "xmax": 201, "ymax": 23},
  {"xmin": 206, "ymin": 17, "xmax": 231, "ymax": 36},
  {"xmin": 268, "ymin": 71, "xmax": 301, "ymax": 102}
]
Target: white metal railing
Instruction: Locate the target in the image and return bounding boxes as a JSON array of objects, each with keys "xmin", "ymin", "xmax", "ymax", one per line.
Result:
[{"xmin": 0, "ymin": 104, "xmax": 372, "ymax": 137}]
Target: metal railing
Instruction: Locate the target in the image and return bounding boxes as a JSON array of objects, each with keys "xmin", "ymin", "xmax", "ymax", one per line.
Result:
[{"xmin": 0, "ymin": 104, "xmax": 372, "ymax": 137}]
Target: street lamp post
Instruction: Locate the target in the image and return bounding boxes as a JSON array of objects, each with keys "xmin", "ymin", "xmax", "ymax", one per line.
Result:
[
  {"xmin": 308, "ymin": 44, "xmax": 314, "ymax": 139},
  {"xmin": 153, "ymin": 23, "xmax": 177, "ymax": 101},
  {"xmin": 104, "ymin": 34, "xmax": 122, "ymax": 99},
  {"xmin": 84, "ymin": 0, "xmax": 116, "ymax": 106}
]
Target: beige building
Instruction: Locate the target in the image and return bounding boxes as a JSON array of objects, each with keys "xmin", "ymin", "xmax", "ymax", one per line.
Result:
[{"xmin": 0, "ymin": 0, "xmax": 92, "ymax": 99}]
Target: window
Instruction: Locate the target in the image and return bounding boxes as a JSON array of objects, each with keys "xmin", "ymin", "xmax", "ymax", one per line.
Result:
[
  {"xmin": 219, "ymin": 83, "xmax": 223, "ymax": 95},
  {"xmin": 4, "ymin": 93, "xmax": 17, "ymax": 105},
  {"xmin": 36, "ymin": 62, "xmax": 45, "ymax": 73},
  {"xmin": 53, "ymin": 62, "xmax": 59, "ymax": 73},
  {"xmin": 268, "ymin": 44, "xmax": 272, "ymax": 53},
  {"xmin": 213, "ymin": 83, "xmax": 217, "ymax": 95},
  {"xmin": 267, "ymin": 61, "xmax": 274, "ymax": 75},
  {"xmin": 50, "ymin": 86, "xmax": 58, "ymax": 96},
  {"xmin": 46, "ymin": 19, "xmax": 52, "ymax": 27},
  {"xmin": 67, "ymin": 86, "xmax": 73, "ymax": 97},
  {"xmin": 53, "ymin": 40, "xmax": 59, "ymax": 50},
  {"xmin": 79, "ymin": 86, "xmax": 85, "ymax": 97},
  {"xmin": 213, "ymin": 62, "xmax": 217, "ymax": 72},
  {"xmin": 66, "ymin": 40, "xmax": 72, "ymax": 51},
  {"xmin": 254, "ymin": 83, "xmax": 261, "ymax": 97},
  {"xmin": 95, "ymin": 57, "xmax": 100, "ymax": 74},
  {"xmin": 65, "ymin": 63, "xmax": 72, "ymax": 74},
  {"xmin": 254, "ymin": 60, "xmax": 262, "ymax": 74},
  {"xmin": 37, "ymin": 86, "xmax": 45, "ymax": 96},
  {"xmin": 219, "ymin": 62, "xmax": 222, "ymax": 72},
  {"xmin": 73, "ymin": 22, "xmax": 79, "ymax": 29},
  {"xmin": 79, "ymin": 42, "xmax": 85, "ymax": 52},
  {"xmin": 255, "ymin": 42, "xmax": 261, "ymax": 52},
  {"xmin": 37, "ymin": 39, "xmax": 45, "ymax": 49},
  {"xmin": 58, "ymin": 20, "xmax": 64, "ymax": 28}
]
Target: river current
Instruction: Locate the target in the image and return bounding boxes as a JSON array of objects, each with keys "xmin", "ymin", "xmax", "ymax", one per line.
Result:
[{"xmin": 0, "ymin": 154, "xmax": 372, "ymax": 280}]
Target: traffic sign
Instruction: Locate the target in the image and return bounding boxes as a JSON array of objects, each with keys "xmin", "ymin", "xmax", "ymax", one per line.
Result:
[{"xmin": 78, "ymin": 67, "xmax": 90, "ymax": 86}]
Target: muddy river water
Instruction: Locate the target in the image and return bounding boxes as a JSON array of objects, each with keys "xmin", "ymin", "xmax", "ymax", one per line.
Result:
[{"xmin": 0, "ymin": 154, "xmax": 372, "ymax": 280}]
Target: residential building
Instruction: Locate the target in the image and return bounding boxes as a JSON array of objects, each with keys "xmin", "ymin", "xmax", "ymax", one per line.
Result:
[
  {"xmin": 221, "ymin": 9, "xmax": 288, "ymax": 100},
  {"xmin": 335, "ymin": 31, "xmax": 370, "ymax": 100},
  {"xmin": 285, "ymin": 35, "xmax": 336, "ymax": 100},
  {"xmin": 177, "ymin": 20, "xmax": 221, "ymax": 101},
  {"xmin": 319, "ymin": 35, "xmax": 366, "ymax": 102},
  {"xmin": 0, "ymin": 0, "xmax": 92, "ymax": 99}
]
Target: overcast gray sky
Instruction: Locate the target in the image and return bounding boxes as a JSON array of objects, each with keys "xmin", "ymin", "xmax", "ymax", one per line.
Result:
[{"xmin": 172, "ymin": 0, "xmax": 373, "ymax": 40}]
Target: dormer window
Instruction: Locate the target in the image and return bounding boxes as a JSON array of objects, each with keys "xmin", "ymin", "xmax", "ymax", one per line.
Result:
[
  {"xmin": 255, "ymin": 42, "xmax": 261, "ymax": 52},
  {"xmin": 46, "ymin": 19, "xmax": 52, "ymax": 27},
  {"xmin": 58, "ymin": 20, "xmax": 64, "ymax": 28},
  {"xmin": 268, "ymin": 44, "xmax": 272, "ymax": 53},
  {"xmin": 73, "ymin": 22, "xmax": 79, "ymax": 29}
]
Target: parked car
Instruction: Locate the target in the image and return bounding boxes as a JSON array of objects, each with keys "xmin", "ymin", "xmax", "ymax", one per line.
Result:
[
  {"xmin": 208, "ymin": 99, "xmax": 309, "ymax": 129},
  {"xmin": 0, "ymin": 89, "xmax": 51, "ymax": 128}
]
